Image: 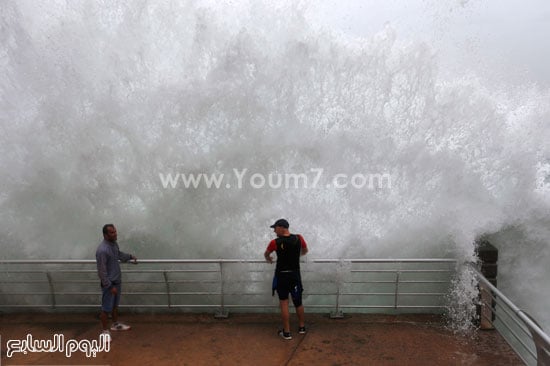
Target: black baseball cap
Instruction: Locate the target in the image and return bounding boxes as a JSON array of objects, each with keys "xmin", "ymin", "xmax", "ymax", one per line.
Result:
[{"xmin": 270, "ymin": 218, "xmax": 289, "ymax": 229}]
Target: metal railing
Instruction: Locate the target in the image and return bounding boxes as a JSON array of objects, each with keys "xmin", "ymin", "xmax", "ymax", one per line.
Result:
[
  {"xmin": 472, "ymin": 266, "xmax": 550, "ymax": 366},
  {"xmin": 2, "ymin": 258, "xmax": 550, "ymax": 364},
  {"xmin": 0, "ymin": 258, "xmax": 456, "ymax": 317}
]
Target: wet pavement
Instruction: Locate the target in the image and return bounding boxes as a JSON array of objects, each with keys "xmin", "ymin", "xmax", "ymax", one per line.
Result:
[{"xmin": 0, "ymin": 312, "xmax": 523, "ymax": 365}]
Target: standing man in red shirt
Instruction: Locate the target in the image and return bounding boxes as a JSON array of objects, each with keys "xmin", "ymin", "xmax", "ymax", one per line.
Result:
[{"xmin": 264, "ymin": 218, "xmax": 309, "ymax": 340}]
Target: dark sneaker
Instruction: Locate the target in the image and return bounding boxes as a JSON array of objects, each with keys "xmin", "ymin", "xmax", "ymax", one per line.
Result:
[
  {"xmin": 298, "ymin": 326, "xmax": 306, "ymax": 334},
  {"xmin": 278, "ymin": 330, "xmax": 292, "ymax": 340}
]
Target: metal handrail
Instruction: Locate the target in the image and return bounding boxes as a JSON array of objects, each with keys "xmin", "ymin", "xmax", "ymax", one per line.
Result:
[
  {"xmin": 2, "ymin": 258, "xmax": 549, "ymax": 364},
  {"xmin": 0, "ymin": 258, "xmax": 455, "ymax": 312},
  {"xmin": 471, "ymin": 265, "xmax": 550, "ymax": 366},
  {"xmin": 0, "ymin": 259, "xmax": 458, "ymax": 264}
]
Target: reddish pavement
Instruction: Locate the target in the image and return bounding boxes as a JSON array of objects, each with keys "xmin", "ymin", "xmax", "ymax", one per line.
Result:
[{"xmin": 0, "ymin": 312, "xmax": 522, "ymax": 365}]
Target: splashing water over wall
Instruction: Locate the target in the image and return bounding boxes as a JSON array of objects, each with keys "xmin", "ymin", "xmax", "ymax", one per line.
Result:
[
  {"xmin": 446, "ymin": 264, "xmax": 479, "ymax": 334},
  {"xmin": 1, "ymin": 1, "xmax": 549, "ymax": 329}
]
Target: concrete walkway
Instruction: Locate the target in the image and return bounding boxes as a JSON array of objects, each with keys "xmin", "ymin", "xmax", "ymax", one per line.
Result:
[{"xmin": 0, "ymin": 313, "xmax": 522, "ymax": 365}]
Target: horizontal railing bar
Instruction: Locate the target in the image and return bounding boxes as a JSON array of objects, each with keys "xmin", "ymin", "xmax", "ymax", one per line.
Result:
[
  {"xmin": 0, "ymin": 292, "xmax": 237, "ymax": 297},
  {"xmin": 0, "ymin": 269, "xmax": 217, "ymax": 273},
  {"xmin": 0, "ymin": 304, "xmax": 447, "ymax": 309},
  {"xmin": 0, "ymin": 304, "xmax": 450, "ymax": 310},
  {"xmin": 350, "ymin": 270, "xmax": 453, "ymax": 273},
  {"xmin": 125, "ymin": 280, "xmax": 221, "ymax": 284},
  {"xmin": 2, "ymin": 269, "xmax": 448, "ymax": 276},
  {"xmin": 3, "ymin": 280, "xmax": 218, "ymax": 284},
  {"xmin": 485, "ymin": 298, "xmax": 533, "ymax": 339},
  {"xmin": 335, "ymin": 293, "xmax": 410, "ymax": 296},
  {"xmin": 214, "ymin": 304, "xmax": 278, "ymax": 308},
  {"xmin": 332, "ymin": 305, "xmax": 447, "ymax": 309},
  {"xmin": 343, "ymin": 281, "xmax": 401, "ymax": 284},
  {"xmin": 491, "ymin": 317, "xmax": 536, "ymax": 362},
  {"xmin": 128, "ymin": 292, "xmax": 217, "ymax": 296},
  {"xmin": 472, "ymin": 266, "xmax": 550, "ymax": 347},
  {"xmin": 44, "ymin": 292, "xmax": 101, "ymax": 296},
  {"xmin": 311, "ymin": 259, "xmax": 457, "ymax": 263},
  {"xmin": 0, "ymin": 305, "xmax": 59, "ymax": 308},
  {"xmin": 477, "ymin": 303, "xmax": 533, "ymax": 358},
  {"xmin": 489, "ymin": 311, "xmax": 537, "ymax": 360},
  {"xmin": 125, "ymin": 268, "xmax": 219, "ymax": 273},
  {"xmin": 164, "ymin": 280, "xmax": 220, "ymax": 284},
  {"xmin": 0, "ymin": 281, "xmax": 51, "ymax": 284},
  {"xmin": 345, "ymin": 280, "xmax": 449, "ymax": 284},
  {"xmin": 1, "ymin": 293, "xmax": 53, "ymax": 296},
  {"xmin": 399, "ymin": 280, "xmax": 450, "ymax": 283},
  {"xmin": 396, "ymin": 293, "xmax": 447, "ymax": 296},
  {"xmin": 0, "ymin": 270, "xmax": 97, "ymax": 274},
  {"xmin": 0, "ymin": 258, "xmax": 458, "ymax": 264},
  {"xmin": 340, "ymin": 292, "xmax": 446, "ymax": 296}
]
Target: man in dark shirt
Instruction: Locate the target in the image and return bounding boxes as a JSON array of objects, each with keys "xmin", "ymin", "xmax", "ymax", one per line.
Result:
[
  {"xmin": 264, "ymin": 219, "xmax": 308, "ymax": 340},
  {"xmin": 96, "ymin": 224, "xmax": 137, "ymax": 340}
]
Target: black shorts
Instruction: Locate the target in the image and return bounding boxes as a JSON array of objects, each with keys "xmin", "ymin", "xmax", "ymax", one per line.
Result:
[{"xmin": 275, "ymin": 271, "xmax": 303, "ymax": 307}]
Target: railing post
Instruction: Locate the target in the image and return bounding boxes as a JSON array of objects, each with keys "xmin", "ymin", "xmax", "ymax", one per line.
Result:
[
  {"xmin": 394, "ymin": 271, "xmax": 401, "ymax": 310},
  {"xmin": 46, "ymin": 272, "xmax": 56, "ymax": 309},
  {"xmin": 476, "ymin": 239, "xmax": 498, "ymax": 330},
  {"xmin": 330, "ymin": 283, "xmax": 343, "ymax": 318},
  {"xmin": 330, "ymin": 260, "xmax": 345, "ymax": 318},
  {"xmin": 163, "ymin": 271, "xmax": 171, "ymax": 308},
  {"xmin": 215, "ymin": 261, "xmax": 228, "ymax": 319}
]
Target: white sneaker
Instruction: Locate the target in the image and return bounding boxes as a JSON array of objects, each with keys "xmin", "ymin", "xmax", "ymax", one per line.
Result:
[{"xmin": 110, "ymin": 322, "xmax": 131, "ymax": 331}]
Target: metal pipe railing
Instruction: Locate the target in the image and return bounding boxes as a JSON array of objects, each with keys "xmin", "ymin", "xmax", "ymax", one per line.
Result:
[
  {"xmin": 0, "ymin": 258, "xmax": 455, "ymax": 312},
  {"xmin": 0, "ymin": 258, "xmax": 512, "ymax": 320},
  {"xmin": 471, "ymin": 265, "xmax": 550, "ymax": 366},
  {"xmin": 2, "ymin": 258, "xmax": 549, "ymax": 364}
]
